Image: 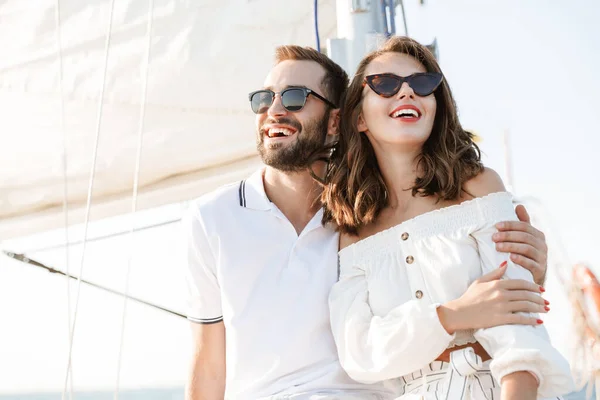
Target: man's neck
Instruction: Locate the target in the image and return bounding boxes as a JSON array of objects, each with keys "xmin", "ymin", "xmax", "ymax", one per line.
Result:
[{"xmin": 263, "ymin": 166, "xmax": 323, "ymax": 235}]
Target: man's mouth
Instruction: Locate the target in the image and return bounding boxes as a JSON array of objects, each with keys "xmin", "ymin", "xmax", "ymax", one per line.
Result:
[
  {"xmin": 266, "ymin": 127, "xmax": 296, "ymax": 138},
  {"xmin": 262, "ymin": 124, "xmax": 299, "ymax": 139}
]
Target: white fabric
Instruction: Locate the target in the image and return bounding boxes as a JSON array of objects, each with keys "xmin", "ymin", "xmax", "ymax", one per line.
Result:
[
  {"xmin": 396, "ymin": 351, "xmax": 563, "ymax": 400},
  {"xmin": 184, "ymin": 169, "xmax": 394, "ymax": 400},
  {"xmin": 0, "ymin": 0, "xmax": 337, "ymax": 240},
  {"xmin": 330, "ymin": 192, "xmax": 574, "ymax": 398},
  {"xmin": 397, "ymin": 350, "xmax": 498, "ymax": 400}
]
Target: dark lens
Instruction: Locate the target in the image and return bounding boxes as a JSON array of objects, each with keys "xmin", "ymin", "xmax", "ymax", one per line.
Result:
[
  {"xmin": 409, "ymin": 73, "xmax": 442, "ymax": 96},
  {"xmin": 251, "ymin": 91, "xmax": 274, "ymax": 114},
  {"xmin": 281, "ymin": 88, "xmax": 307, "ymax": 111},
  {"xmin": 369, "ymin": 75, "xmax": 401, "ymax": 97}
]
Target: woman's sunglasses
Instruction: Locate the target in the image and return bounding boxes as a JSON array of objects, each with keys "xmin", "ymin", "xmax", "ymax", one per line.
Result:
[
  {"xmin": 363, "ymin": 72, "xmax": 443, "ymax": 97},
  {"xmin": 248, "ymin": 87, "xmax": 337, "ymax": 114}
]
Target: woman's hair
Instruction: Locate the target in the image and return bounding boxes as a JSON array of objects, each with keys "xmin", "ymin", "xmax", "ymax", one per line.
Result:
[{"xmin": 322, "ymin": 36, "xmax": 483, "ymax": 235}]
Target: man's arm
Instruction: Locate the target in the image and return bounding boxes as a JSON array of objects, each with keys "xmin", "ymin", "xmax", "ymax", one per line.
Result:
[{"xmin": 185, "ymin": 321, "xmax": 226, "ymax": 400}]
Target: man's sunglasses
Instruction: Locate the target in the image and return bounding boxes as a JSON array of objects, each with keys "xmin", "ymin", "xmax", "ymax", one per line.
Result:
[
  {"xmin": 363, "ymin": 72, "xmax": 443, "ymax": 97},
  {"xmin": 249, "ymin": 87, "xmax": 337, "ymax": 114}
]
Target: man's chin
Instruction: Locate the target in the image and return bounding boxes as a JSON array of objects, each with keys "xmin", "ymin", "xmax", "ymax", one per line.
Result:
[{"xmin": 259, "ymin": 152, "xmax": 306, "ymax": 172}]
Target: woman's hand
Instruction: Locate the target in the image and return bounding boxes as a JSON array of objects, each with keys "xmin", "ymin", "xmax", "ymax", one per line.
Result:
[{"xmin": 437, "ymin": 263, "xmax": 547, "ymax": 334}]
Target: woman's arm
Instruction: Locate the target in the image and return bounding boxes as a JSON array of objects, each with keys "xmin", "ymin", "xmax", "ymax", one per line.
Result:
[
  {"xmin": 329, "ymin": 255, "xmax": 455, "ymax": 383},
  {"xmin": 501, "ymin": 371, "xmax": 538, "ymax": 400},
  {"xmin": 465, "ymin": 168, "xmax": 574, "ymax": 397}
]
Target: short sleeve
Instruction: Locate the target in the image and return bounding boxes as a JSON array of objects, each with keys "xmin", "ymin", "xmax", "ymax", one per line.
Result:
[{"xmin": 183, "ymin": 201, "xmax": 223, "ymax": 324}]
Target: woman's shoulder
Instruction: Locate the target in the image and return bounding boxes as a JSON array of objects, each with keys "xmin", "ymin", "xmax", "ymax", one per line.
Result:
[{"xmin": 462, "ymin": 167, "xmax": 506, "ymax": 199}]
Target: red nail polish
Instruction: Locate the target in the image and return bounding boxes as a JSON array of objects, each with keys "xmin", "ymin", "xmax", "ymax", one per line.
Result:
[
  {"xmin": 544, "ymin": 300, "xmax": 550, "ymax": 305},
  {"xmin": 539, "ymin": 286, "xmax": 545, "ymax": 293},
  {"xmin": 537, "ymin": 319, "xmax": 544, "ymax": 324},
  {"xmin": 499, "ymin": 261, "xmax": 508, "ymax": 268},
  {"xmin": 544, "ymin": 306, "xmax": 550, "ymax": 311}
]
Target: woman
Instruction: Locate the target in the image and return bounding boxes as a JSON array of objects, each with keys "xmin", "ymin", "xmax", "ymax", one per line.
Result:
[{"xmin": 322, "ymin": 36, "xmax": 574, "ymax": 399}]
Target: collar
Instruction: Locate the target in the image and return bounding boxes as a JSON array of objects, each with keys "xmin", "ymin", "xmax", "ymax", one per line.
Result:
[{"xmin": 238, "ymin": 168, "xmax": 271, "ymax": 211}]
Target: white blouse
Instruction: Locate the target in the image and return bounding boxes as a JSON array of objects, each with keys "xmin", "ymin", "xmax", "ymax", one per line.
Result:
[{"xmin": 330, "ymin": 192, "xmax": 574, "ymax": 397}]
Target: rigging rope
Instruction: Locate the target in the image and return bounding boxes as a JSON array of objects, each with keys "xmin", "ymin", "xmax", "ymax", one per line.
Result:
[
  {"xmin": 313, "ymin": 0, "xmax": 321, "ymax": 51},
  {"xmin": 54, "ymin": 1, "xmax": 74, "ymax": 399},
  {"xmin": 62, "ymin": 0, "xmax": 118, "ymax": 398},
  {"xmin": 21, "ymin": 218, "xmax": 181, "ymax": 255},
  {"xmin": 114, "ymin": 1, "xmax": 156, "ymax": 398}
]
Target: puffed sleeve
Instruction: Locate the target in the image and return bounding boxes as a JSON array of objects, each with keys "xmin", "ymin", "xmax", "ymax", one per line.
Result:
[
  {"xmin": 471, "ymin": 193, "xmax": 574, "ymax": 397},
  {"xmin": 329, "ymin": 251, "xmax": 455, "ymax": 383},
  {"xmin": 183, "ymin": 200, "xmax": 223, "ymax": 325}
]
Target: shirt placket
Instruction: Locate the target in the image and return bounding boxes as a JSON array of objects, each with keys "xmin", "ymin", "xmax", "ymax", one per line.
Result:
[{"xmin": 398, "ymin": 229, "xmax": 430, "ymax": 303}]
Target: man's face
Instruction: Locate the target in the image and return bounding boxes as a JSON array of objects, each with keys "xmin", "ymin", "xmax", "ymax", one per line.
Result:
[{"xmin": 254, "ymin": 60, "xmax": 331, "ymax": 172}]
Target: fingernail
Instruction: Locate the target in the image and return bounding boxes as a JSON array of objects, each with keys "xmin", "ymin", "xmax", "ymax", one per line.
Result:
[
  {"xmin": 544, "ymin": 306, "xmax": 550, "ymax": 311},
  {"xmin": 539, "ymin": 286, "xmax": 546, "ymax": 293},
  {"xmin": 492, "ymin": 233, "xmax": 500, "ymax": 241},
  {"xmin": 499, "ymin": 261, "xmax": 508, "ymax": 268},
  {"xmin": 510, "ymin": 253, "xmax": 517, "ymax": 261},
  {"xmin": 544, "ymin": 300, "xmax": 550, "ymax": 305},
  {"xmin": 537, "ymin": 319, "xmax": 544, "ymax": 324},
  {"xmin": 496, "ymin": 222, "xmax": 505, "ymax": 229}
]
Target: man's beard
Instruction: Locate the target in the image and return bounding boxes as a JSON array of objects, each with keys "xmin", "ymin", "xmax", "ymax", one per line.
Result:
[{"xmin": 257, "ymin": 115, "xmax": 329, "ymax": 172}]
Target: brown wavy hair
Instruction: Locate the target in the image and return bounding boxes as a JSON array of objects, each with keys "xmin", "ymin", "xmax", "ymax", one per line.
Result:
[{"xmin": 321, "ymin": 36, "xmax": 483, "ymax": 234}]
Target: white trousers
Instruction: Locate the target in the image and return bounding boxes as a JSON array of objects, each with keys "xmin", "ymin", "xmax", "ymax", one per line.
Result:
[{"xmin": 396, "ymin": 347, "xmax": 499, "ymax": 400}]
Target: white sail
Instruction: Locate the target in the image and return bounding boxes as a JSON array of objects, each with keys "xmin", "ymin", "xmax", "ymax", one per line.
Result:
[{"xmin": 0, "ymin": 0, "xmax": 337, "ymax": 240}]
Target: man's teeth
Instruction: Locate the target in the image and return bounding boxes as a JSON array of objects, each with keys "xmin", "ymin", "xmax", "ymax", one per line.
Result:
[
  {"xmin": 392, "ymin": 109, "xmax": 419, "ymax": 118},
  {"xmin": 267, "ymin": 128, "xmax": 295, "ymax": 138}
]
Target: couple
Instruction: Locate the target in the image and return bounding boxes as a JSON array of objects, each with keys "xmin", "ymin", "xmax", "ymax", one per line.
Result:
[{"xmin": 184, "ymin": 36, "xmax": 573, "ymax": 399}]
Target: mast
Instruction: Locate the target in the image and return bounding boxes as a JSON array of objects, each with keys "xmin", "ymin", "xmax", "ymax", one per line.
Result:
[
  {"xmin": 327, "ymin": 1, "xmax": 437, "ymax": 75},
  {"xmin": 327, "ymin": 0, "xmax": 391, "ymax": 76}
]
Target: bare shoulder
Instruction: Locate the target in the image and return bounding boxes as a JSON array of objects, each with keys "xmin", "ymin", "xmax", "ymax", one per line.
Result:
[
  {"xmin": 339, "ymin": 231, "xmax": 361, "ymax": 251},
  {"xmin": 463, "ymin": 167, "xmax": 507, "ymax": 198}
]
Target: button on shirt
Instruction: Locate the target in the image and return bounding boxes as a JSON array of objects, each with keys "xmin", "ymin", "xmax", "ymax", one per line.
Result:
[
  {"xmin": 184, "ymin": 169, "xmax": 393, "ymax": 400},
  {"xmin": 330, "ymin": 192, "xmax": 574, "ymax": 398}
]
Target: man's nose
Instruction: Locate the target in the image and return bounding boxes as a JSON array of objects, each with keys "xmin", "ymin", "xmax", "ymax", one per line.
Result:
[{"xmin": 267, "ymin": 93, "xmax": 288, "ymax": 117}]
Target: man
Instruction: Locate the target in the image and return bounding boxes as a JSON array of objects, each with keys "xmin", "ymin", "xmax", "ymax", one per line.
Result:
[{"xmin": 184, "ymin": 45, "xmax": 550, "ymax": 399}]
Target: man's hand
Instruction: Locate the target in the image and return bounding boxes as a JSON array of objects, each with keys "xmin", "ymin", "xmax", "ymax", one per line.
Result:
[
  {"xmin": 493, "ymin": 204, "xmax": 548, "ymax": 285},
  {"xmin": 437, "ymin": 263, "xmax": 547, "ymax": 334}
]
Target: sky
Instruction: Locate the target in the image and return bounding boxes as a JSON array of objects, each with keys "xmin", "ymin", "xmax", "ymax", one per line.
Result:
[{"xmin": 0, "ymin": 0, "xmax": 599, "ymax": 395}]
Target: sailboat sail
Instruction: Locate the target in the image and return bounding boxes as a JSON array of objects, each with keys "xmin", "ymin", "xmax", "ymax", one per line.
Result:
[{"xmin": 0, "ymin": 0, "xmax": 337, "ymax": 240}]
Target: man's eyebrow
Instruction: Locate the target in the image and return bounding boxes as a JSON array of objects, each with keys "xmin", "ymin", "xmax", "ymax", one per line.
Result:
[{"xmin": 263, "ymin": 84, "xmax": 310, "ymax": 91}]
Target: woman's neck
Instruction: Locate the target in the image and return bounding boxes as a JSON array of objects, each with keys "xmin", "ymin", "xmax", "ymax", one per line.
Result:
[{"xmin": 372, "ymin": 143, "xmax": 423, "ymax": 209}]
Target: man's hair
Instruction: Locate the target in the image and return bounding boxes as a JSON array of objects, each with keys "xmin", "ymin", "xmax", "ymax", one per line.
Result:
[
  {"xmin": 321, "ymin": 36, "xmax": 483, "ymax": 234},
  {"xmin": 274, "ymin": 45, "xmax": 349, "ymax": 108}
]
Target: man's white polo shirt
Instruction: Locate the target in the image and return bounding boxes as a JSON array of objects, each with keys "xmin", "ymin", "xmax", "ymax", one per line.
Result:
[{"xmin": 184, "ymin": 169, "xmax": 392, "ymax": 399}]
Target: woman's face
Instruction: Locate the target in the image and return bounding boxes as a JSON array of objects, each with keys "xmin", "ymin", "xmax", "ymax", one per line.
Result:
[{"xmin": 358, "ymin": 52, "xmax": 437, "ymax": 150}]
